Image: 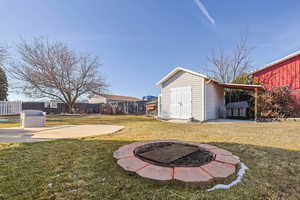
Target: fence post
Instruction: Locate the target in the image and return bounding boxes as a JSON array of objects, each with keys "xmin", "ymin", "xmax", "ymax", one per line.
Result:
[{"xmin": 254, "ymin": 88, "xmax": 259, "ymax": 121}]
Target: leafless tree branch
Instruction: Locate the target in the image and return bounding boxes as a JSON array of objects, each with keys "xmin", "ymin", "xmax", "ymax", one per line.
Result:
[
  {"xmin": 206, "ymin": 34, "xmax": 253, "ymax": 83},
  {"xmin": 10, "ymin": 38, "xmax": 106, "ymax": 113},
  {"xmin": 0, "ymin": 46, "xmax": 8, "ymax": 68}
]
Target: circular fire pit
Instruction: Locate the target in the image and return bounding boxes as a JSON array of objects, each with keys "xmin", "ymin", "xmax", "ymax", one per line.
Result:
[
  {"xmin": 114, "ymin": 140, "xmax": 240, "ymax": 185},
  {"xmin": 134, "ymin": 142, "xmax": 215, "ymax": 167}
]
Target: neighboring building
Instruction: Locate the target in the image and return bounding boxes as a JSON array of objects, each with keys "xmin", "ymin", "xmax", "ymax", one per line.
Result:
[
  {"xmin": 142, "ymin": 95, "xmax": 157, "ymax": 101},
  {"xmin": 252, "ymin": 51, "xmax": 300, "ymax": 108},
  {"xmin": 156, "ymin": 67, "xmax": 261, "ymax": 121},
  {"xmin": 146, "ymin": 100, "xmax": 157, "ymax": 116},
  {"xmin": 88, "ymin": 94, "xmax": 141, "ymax": 104}
]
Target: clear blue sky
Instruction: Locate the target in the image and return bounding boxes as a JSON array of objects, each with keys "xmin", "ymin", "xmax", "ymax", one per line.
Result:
[{"xmin": 1, "ymin": 0, "xmax": 300, "ymax": 100}]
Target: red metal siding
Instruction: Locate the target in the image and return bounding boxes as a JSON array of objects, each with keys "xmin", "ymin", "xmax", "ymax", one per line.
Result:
[{"xmin": 253, "ymin": 54, "xmax": 300, "ymax": 109}]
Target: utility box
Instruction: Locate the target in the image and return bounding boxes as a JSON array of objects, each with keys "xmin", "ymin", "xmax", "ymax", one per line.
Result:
[{"xmin": 21, "ymin": 110, "xmax": 46, "ymax": 128}]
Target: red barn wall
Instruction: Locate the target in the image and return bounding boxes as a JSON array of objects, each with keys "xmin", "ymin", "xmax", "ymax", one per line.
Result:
[{"xmin": 253, "ymin": 54, "xmax": 300, "ymax": 111}]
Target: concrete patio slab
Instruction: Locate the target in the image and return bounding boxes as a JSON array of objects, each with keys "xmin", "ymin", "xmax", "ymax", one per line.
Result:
[
  {"xmin": 31, "ymin": 125, "xmax": 124, "ymax": 139},
  {"xmin": 0, "ymin": 125, "xmax": 124, "ymax": 142}
]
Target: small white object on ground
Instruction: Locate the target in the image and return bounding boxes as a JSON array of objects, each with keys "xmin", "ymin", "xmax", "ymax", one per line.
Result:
[
  {"xmin": 21, "ymin": 110, "xmax": 46, "ymax": 128},
  {"xmin": 207, "ymin": 162, "xmax": 248, "ymax": 191}
]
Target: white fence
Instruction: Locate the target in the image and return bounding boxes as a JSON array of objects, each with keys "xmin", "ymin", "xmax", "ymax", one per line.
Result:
[{"xmin": 0, "ymin": 101, "xmax": 22, "ymax": 116}]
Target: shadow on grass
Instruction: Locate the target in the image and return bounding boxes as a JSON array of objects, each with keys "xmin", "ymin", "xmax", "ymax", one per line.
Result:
[
  {"xmin": 0, "ymin": 139, "xmax": 299, "ymax": 200},
  {"xmin": 45, "ymin": 117, "xmax": 152, "ymax": 126}
]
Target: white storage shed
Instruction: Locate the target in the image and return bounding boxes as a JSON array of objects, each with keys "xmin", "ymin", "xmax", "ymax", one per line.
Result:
[{"xmin": 156, "ymin": 67, "xmax": 262, "ymax": 122}]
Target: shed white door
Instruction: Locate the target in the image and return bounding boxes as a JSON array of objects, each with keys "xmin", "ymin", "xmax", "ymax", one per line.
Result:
[{"xmin": 170, "ymin": 87, "xmax": 192, "ymax": 119}]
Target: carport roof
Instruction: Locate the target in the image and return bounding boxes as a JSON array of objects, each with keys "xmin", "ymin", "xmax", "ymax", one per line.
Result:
[{"xmin": 218, "ymin": 83, "xmax": 263, "ymax": 90}]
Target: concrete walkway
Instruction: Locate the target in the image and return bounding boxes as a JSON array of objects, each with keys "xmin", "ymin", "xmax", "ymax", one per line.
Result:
[
  {"xmin": 206, "ymin": 119, "xmax": 255, "ymax": 124},
  {"xmin": 162, "ymin": 118, "xmax": 254, "ymax": 124},
  {"xmin": 0, "ymin": 125, "xmax": 124, "ymax": 143}
]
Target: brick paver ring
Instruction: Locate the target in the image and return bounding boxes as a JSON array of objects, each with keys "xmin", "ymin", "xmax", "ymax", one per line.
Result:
[{"xmin": 114, "ymin": 140, "xmax": 240, "ymax": 185}]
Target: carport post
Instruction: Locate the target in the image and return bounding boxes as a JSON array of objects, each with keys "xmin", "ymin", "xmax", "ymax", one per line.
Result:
[{"xmin": 254, "ymin": 88, "xmax": 259, "ymax": 121}]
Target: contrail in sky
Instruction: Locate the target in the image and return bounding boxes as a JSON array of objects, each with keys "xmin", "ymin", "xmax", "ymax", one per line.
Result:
[{"xmin": 193, "ymin": 0, "xmax": 215, "ymax": 25}]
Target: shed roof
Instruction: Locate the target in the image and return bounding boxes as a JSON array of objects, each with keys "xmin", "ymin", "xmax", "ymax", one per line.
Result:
[
  {"xmin": 252, "ymin": 51, "xmax": 300, "ymax": 75},
  {"xmin": 156, "ymin": 67, "xmax": 210, "ymax": 86},
  {"xmin": 156, "ymin": 67, "xmax": 263, "ymax": 91},
  {"xmin": 90, "ymin": 94, "xmax": 141, "ymax": 101}
]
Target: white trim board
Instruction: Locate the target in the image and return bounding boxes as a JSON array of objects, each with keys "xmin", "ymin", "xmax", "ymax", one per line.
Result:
[{"xmin": 202, "ymin": 78, "xmax": 205, "ymax": 121}]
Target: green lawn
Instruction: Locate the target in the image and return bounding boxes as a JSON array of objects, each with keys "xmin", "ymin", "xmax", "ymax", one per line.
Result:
[{"xmin": 0, "ymin": 115, "xmax": 299, "ymax": 200}]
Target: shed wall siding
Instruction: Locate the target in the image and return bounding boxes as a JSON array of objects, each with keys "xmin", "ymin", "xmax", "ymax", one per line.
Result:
[
  {"xmin": 205, "ymin": 82, "xmax": 225, "ymax": 120},
  {"xmin": 161, "ymin": 71, "xmax": 204, "ymax": 121}
]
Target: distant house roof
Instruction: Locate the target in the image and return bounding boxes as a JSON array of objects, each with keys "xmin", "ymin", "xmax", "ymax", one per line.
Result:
[
  {"xmin": 91, "ymin": 94, "xmax": 141, "ymax": 101},
  {"xmin": 146, "ymin": 99, "xmax": 157, "ymax": 105},
  {"xmin": 252, "ymin": 51, "xmax": 300, "ymax": 75}
]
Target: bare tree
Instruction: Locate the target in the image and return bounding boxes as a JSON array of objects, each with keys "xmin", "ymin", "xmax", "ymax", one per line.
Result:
[
  {"xmin": 11, "ymin": 38, "xmax": 106, "ymax": 113},
  {"xmin": 207, "ymin": 48, "xmax": 231, "ymax": 82},
  {"xmin": 0, "ymin": 47, "xmax": 8, "ymax": 100},
  {"xmin": 0, "ymin": 47, "xmax": 8, "ymax": 65},
  {"xmin": 207, "ymin": 35, "xmax": 253, "ymax": 83}
]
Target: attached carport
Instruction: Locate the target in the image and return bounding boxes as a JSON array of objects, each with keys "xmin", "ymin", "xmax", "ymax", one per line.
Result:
[{"xmin": 218, "ymin": 83, "xmax": 264, "ymax": 121}]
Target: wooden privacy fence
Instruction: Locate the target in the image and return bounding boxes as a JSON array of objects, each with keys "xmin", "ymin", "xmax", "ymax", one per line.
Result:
[
  {"xmin": 22, "ymin": 102, "xmax": 101, "ymax": 114},
  {"xmin": 99, "ymin": 101, "xmax": 146, "ymax": 115},
  {"xmin": 0, "ymin": 101, "xmax": 146, "ymax": 116},
  {"xmin": 0, "ymin": 101, "xmax": 22, "ymax": 116}
]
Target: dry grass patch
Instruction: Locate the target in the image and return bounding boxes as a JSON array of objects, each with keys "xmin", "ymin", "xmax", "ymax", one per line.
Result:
[{"xmin": 0, "ymin": 115, "xmax": 299, "ymax": 200}]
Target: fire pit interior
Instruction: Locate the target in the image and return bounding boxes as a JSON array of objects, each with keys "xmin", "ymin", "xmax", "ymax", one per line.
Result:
[{"xmin": 134, "ymin": 142, "xmax": 215, "ymax": 167}]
